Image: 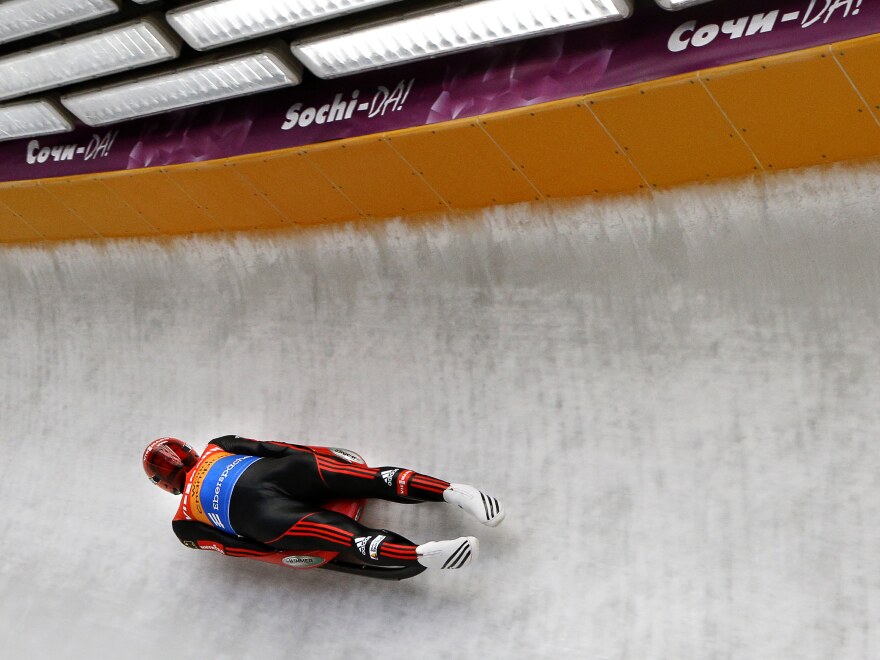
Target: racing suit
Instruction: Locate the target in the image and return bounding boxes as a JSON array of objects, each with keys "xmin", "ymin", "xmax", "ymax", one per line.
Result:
[{"xmin": 172, "ymin": 435, "xmax": 450, "ymax": 566}]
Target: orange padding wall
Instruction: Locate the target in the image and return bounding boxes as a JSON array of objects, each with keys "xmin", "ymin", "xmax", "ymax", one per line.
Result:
[{"xmin": 2, "ymin": 34, "xmax": 880, "ymax": 242}]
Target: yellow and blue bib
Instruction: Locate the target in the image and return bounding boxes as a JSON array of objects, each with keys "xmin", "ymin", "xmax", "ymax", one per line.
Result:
[{"xmin": 186, "ymin": 450, "xmax": 261, "ymax": 536}]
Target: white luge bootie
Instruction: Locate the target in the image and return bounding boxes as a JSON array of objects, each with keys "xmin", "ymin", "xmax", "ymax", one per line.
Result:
[
  {"xmin": 443, "ymin": 484, "xmax": 506, "ymax": 527},
  {"xmin": 416, "ymin": 536, "xmax": 479, "ymax": 569}
]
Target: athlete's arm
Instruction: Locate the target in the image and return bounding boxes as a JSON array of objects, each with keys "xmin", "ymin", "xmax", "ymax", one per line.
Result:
[
  {"xmin": 209, "ymin": 435, "xmax": 310, "ymax": 458},
  {"xmin": 172, "ymin": 519, "xmax": 276, "ymax": 558}
]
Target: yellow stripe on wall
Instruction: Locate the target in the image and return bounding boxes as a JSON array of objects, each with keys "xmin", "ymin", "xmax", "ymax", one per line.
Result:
[
  {"xmin": 230, "ymin": 151, "xmax": 360, "ymax": 225},
  {"xmin": 386, "ymin": 118, "xmax": 543, "ymax": 210},
  {"xmin": 303, "ymin": 135, "xmax": 448, "ymax": 218},
  {"xmin": 834, "ymin": 36, "xmax": 880, "ymax": 123},
  {"xmin": 701, "ymin": 45, "xmax": 880, "ymax": 171},
  {"xmin": 588, "ymin": 73, "xmax": 762, "ymax": 188},
  {"xmin": 479, "ymin": 98, "xmax": 646, "ymax": 198},
  {"xmin": 0, "ymin": 181, "xmax": 96, "ymax": 240}
]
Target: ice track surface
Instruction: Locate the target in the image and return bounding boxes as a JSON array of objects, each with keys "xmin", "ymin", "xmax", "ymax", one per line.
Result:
[{"xmin": 1, "ymin": 164, "xmax": 879, "ymax": 660}]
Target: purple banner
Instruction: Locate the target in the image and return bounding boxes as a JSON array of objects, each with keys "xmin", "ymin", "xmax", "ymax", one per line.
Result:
[{"xmin": 1, "ymin": 0, "xmax": 878, "ymax": 182}]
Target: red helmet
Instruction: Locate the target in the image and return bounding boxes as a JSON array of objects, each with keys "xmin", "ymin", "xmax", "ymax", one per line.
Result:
[{"xmin": 143, "ymin": 437, "xmax": 197, "ymax": 495}]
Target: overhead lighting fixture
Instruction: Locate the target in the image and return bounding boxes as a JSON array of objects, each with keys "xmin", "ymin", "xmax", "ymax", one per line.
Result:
[
  {"xmin": 61, "ymin": 46, "xmax": 303, "ymax": 126},
  {"xmin": 0, "ymin": 99, "xmax": 74, "ymax": 143},
  {"xmin": 292, "ymin": 0, "xmax": 634, "ymax": 79},
  {"xmin": 654, "ymin": 0, "xmax": 715, "ymax": 9},
  {"xmin": 166, "ymin": 0, "xmax": 403, "ymax": 51},
  {"xmin": 0, "ymin": 17, "xmax": 181, "ymax": 102},
  {"xmin": 0, "ymin": 0, "xmax": 120, "ymax": 45}
]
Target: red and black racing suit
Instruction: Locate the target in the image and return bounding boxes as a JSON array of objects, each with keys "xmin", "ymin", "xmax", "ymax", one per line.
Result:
[{"xmin": 172, "ymin": 436, "xmax": 450, "ymax": 567}]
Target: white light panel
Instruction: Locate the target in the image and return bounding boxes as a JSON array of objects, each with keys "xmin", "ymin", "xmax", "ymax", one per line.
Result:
[
  {"xmin": 62, "ymin": 47, "xmax": 303, "ymax": 126},
  {"xmin": 654, "ymin": 0, "xmax": 715, "ymax": 9},
  {"xmin": 167, "ymin": 0, "xmax": 402, "ymax": 51},
  {"xmin": 0, "ymin": 99, "xmax": 74, "ymax": 142},
  {"xmin": 0, "ymin": 18, "xmax": 181, "ymax": 102},
  {"xmin": 293, "ymin": 0, "xmax": 634, "ymax": 78},
  {"xmin": 0, "ymin": 0, "xmax": 119, "ymax": 45}
]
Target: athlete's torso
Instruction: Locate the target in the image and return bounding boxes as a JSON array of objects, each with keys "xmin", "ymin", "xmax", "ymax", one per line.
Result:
[{"xmin": 174, "ymin": 446, "xmax": 262, "ymax": 536}]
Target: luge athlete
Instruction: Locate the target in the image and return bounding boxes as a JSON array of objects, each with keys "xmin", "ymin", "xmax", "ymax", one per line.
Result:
[{"xmin": 143, "ymin": 435, "xmax": 505, "ymax": 571}]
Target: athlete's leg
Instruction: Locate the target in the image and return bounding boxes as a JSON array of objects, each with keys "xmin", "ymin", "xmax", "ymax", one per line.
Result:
[
  {"xmin": 240, "ymin": 448, "xmax": 505, "ymax": 527},
  {"xmin": 267, "ymin": 508, "xmax": 419, "ymax": 566},
  {"xmin": 241, "ymin": 448, "xmax": 447, "ymax": 503},
  {"xmin": 312, "ymin": 454, "xmax": 450, "ymax": 503},
  {"xmin": 314, "ymin": 454, "xmax": 506, "ymax": 527},
  {"xmin": 261, "ymin": 506, "xmax": 477, "ymax": 570}
]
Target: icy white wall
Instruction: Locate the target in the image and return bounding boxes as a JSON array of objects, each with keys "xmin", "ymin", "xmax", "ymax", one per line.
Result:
[{"xmin": 1, "ymin": 163, "xmax": 879, "ymax": 659}]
